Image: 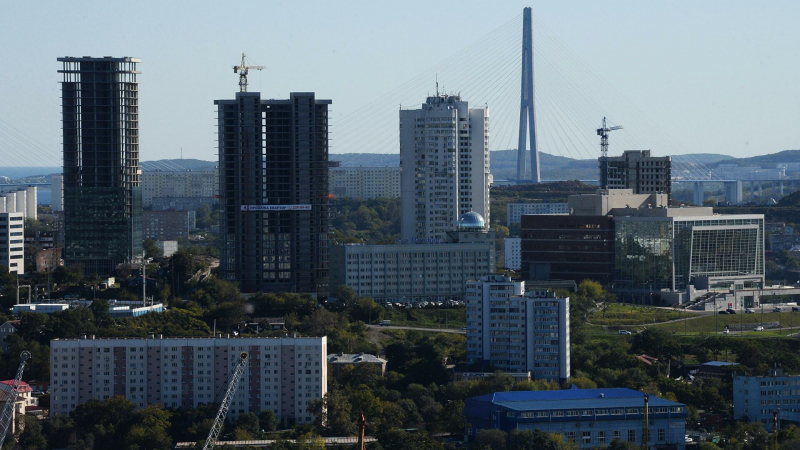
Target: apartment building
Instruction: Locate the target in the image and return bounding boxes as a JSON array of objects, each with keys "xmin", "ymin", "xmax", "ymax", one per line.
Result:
[
  {"xmin": 733, "ymin": 367, "xmax": 800, "ymax": 431},
  {"xmin": 329, "ymin": 166, "xmax": 400, "ymax": 200},
  {"xmin": 50, "ymin": 335, "xmax": 327, "ymax": 425},
  {"xmin": 503, "ymin": 237, "xmax": 521, "ymax": 270},
  {"xmin": 0, "ymin": 213, "xmax": 25, "ymax": 274},
  {"xmin": 400, "ymin": 94, "xmax": 490, "ymax": 240},
  {"xmin": 142, "ymin": 210, "xmax": 195, "ymax": 240},
  {"xmin": 142, "ymin": 168, "xmax": 218, "ymax": 207},
  {"xmin": 466, "ymin": 275, "xmax": 570, "ymax": 382}
]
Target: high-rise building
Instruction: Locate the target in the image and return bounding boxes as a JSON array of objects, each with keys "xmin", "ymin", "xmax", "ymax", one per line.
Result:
[
  {"xmin": 400, "ymin": 94, "xmax": 489, "ymax": 240},
  {"xmin": 600, "ymin": 150, "xmax": 671, "ymax": 197},
  {"xmin": 216, "ymin": 92, "xmax": 330, "ymax": 296},
  {"xmin": 506, "ymin": 202, "xmax": 568, "ymax": 226},
  {"xmin": 466, "ymin": 275, "xmax": 570, "ymax": 382},
  {"xmin": 51, "ymin": 175, "xmax": 63, "ymax": 212},
  {"xmin": 503, "ymin": 237, "xmax": 521, "ymax": 270},
  {"xmin": 0, "ymin": 213, "xmax": 25, "ymax": 274},
  {"xmin": 58, "ymin": 57, "xmax": 143, "ymax": 275},
  {"xmin": 141, "ymin": 168, "xmax": 218, "ymax": 207},
  {"xmin": 50, "ymin": 335, "xmax": 327, "ymax": 426}
]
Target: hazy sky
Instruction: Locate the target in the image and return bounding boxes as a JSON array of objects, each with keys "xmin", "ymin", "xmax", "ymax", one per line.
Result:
[{"xmin": 1, "ymin": 0, "xmax": 798, "ymax": 166}]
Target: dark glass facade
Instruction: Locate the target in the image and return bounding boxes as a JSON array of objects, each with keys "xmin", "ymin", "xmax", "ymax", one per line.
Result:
[
  {"xmin": 59, "ymin": 57, "xmax": 142, "ymax": 276},
  {"xmin": 520, "ymin": 215, "xmax": 615, "ymax": 284},
  {"xmin": 216, "ymin": 92, "xmax": 330, "ymax": 296}
]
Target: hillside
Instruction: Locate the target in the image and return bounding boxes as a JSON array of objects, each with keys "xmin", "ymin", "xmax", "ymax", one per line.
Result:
[{"xmin": 706, "ymin": 149, "xmax": 800, "ymax": 168}]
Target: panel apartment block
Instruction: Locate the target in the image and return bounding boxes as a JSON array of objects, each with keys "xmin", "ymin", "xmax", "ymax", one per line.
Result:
[
  {"xmin": 142, "ymin": 168, "xmax": 218, "ymax": 207},
  {"xmin": 216, "ymin": 92, "xmax": 330, "ymax": 296},
  {"xmin": 400, "ymin": 94, "xmax": 490, "ymax": 240},
  {"xmin": 59, "ymin": 57, "xmax": 143, "ymax": 275},
  {"xmin": 0, "ymin": 213, "xmax": 25, "ymax": 274},
  {"xmin": 329, "ymin": 166, "xmax": 400, "ymax": 200},
  {"xmin": 465, "ymin": 275, "xmax": 570, "ymax": 382},
  {"xmin": 51, "ymin": 336, "xmax": 327, "ymax": 426},
  {"xmin": 506, "ymin": 203, "xmax": 569, "ymax": 227}
]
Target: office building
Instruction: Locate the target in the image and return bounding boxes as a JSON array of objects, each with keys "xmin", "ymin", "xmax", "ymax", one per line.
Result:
[
  {"xmin": 733, "ymin": 367, "xmax": 800, "ymax": 431},
  {"xmin": 506, "ymin": 202, "xmax": 568, "ymax": 226},
  {"xmin": 330, "ymin": 213, "xmax": 494, "ymax": 303},
  {"xmin": 464, "ymin": 388, "xmax": 687, "ymax": 449},
  {"xmin": 142, "ymin": 168, "xmax": 218, "ymax": 207},
  {"xmin": 216, "ymin": 92, "xmax": 330, "ymax": 296},
  {"xmin": 614, "ymin": 212, "xmax": 764, "ymax": 302},
  {"xmin": 329, "ymin": 166, "xmax": 400, "ymax": 200},
  {"xmin": 521, "ymin": 215, "xmax": 615, "ymax": 284},
  {"xmin": 50, "ymin": 335, "xmax": 327, "ymax": 425},
  {"xmin": 0, "ymin": 213, "xmax": 25, "ymax": 274},
  {"xmin": 59, "ymin": 57, "xmax": 143, "ymax": 275},
  {"xmin": 400, "ymin": 94, "xmax": 490, "ymax": 240},
  {"xmin": 504, "ymin": 237, "xmax": 521, "ymax": 270},
  {"xmin": 465, "ymin": 275, "xmax": 569, "ymax": 382},
  {"xmin": 142, "ymin": 210, "xmax": 195, "ymax": 240},
  {"xmin": 600, "ymin": 150, "xmax": 671, "ymax": 197}
]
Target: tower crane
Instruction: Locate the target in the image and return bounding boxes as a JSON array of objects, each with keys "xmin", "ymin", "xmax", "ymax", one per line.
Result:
[
  {"xmin": 232, "ymin": 53, "xmax": 265, "ymax": 93},
  {"xmin": 202, "ymin": 352, "xmax": 249, "ymax": 450},
  {"xmin": 0, "ymin": 351, "xmax": 31, "ymax": 448},
  {"xmin": 597, "ymin": 117, "xmax": 623, "ymax": 189}
]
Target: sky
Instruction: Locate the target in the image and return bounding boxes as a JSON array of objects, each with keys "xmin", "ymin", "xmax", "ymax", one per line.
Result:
[{"xmin": 1, "ymin": 0, "xmax": 799, "ymax": 166}]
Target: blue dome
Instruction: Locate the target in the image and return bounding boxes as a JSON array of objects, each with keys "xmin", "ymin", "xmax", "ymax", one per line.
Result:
[{"xmin": 459, "ymin": 212, "xmax": 486, "ymax": 229}]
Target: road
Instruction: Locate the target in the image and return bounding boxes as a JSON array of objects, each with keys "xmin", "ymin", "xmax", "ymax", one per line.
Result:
[{"xmin": 366, "ymin": 324, "xmax": 465, "ymax": 334}]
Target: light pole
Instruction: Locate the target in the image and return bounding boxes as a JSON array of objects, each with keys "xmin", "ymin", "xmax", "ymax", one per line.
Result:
[{"xmin": 715, "ymin": 302, "xmax": 718, "ymax": 334}]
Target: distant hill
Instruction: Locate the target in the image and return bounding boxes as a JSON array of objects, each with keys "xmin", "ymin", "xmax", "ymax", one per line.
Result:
[
  {"xmin": 705, "ymin": 149, "xmax": 800, "ymax": 168},
  {"xmin": 673, "ymin": 153, "xmax": 733, "ymax": 165},
  {"xmin": 140, "ymin": 159, "xmax": 217, "ymax": 171}
]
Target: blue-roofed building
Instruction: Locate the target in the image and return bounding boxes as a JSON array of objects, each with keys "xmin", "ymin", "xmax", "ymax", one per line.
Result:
[{"xmin": 464, "ymin": 387, "xmax": 687, "ymax": 449}]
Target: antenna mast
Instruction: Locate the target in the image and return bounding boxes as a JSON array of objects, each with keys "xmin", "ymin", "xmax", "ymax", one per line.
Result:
[{"xmin": 232, "ymin": 53, "xmax": 265, "ymax": 93}]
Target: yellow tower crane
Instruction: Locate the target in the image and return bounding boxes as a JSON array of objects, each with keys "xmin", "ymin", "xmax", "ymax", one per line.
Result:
[{"xmin": 233, "ymin": 53, "xmax": 264, "ymax": 93}]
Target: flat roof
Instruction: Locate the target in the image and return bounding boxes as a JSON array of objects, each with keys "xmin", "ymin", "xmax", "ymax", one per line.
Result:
[
  {"xmin": 58, "ymin": 56, "xmax": 141, "ymax": 63},
  {"xmin": 470, "ymin": 388, "xmax": 684, "ymax": 412},
  {"xmin": 701, "ymin": 361, "xmax": 740, "ymax": 367}
]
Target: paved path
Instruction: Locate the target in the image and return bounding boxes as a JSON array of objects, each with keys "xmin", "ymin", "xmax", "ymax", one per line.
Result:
[{"xmin": 366, "ymin": 324, "xmax": 465, "ymax": 334}]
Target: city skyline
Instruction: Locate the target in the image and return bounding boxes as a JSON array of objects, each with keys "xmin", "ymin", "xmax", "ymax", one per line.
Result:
[{"xmin": 1, "ymin": 1, "xmax": 799, "ymax": 167}]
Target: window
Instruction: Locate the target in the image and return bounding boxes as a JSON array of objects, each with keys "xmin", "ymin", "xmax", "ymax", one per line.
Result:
[
  {"xmin": 582, "ymin": 431, "xmax": 591, "ymax": 444},
  {"xmin": 658, "ymin": 429, "xmax": 665, "ymax": 441},
  {"xmin": 566, "ymin": 431, "xmax": 575, "ymax": 443},
  {"xmin": 627, "ymin": 430, "xmax": 636, "ymax": 442},
  {"xmin": 597, "ymin": 431, "xmax": 605, "ymax": 444},
  {"xmin": 613, "ymin": 430, "xmax": 620, "ymax": 441}
]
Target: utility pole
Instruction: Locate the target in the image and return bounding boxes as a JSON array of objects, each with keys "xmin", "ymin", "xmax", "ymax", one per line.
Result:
[
  {"xmin": 641, "ymin": 394, "xmax": 650, "ymax": 450},
  {"xmin": 142, "ymin": 250, "xmax": 146, "ymax": 306}
]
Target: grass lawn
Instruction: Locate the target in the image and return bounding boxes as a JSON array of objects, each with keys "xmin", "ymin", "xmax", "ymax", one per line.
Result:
[
  {"xmin": 650, "ymin": 311, "xmax": 800, "ymax": 335},
  {"xmin": 588, "ymin": 303, "xmax": 684, "ymax": 326},
  {"xmin": 382, "ymin": 307, "xmax": 466, "ymax": 329}
]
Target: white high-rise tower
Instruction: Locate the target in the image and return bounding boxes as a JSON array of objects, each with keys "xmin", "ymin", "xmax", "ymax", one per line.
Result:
[{"xmin": 400, "ymin": 94, "xmax": 489, "ymax": 240}]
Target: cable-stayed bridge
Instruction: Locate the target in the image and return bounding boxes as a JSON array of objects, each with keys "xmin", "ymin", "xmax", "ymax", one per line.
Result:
[{"xmin": 0, "ymin": 8, "xmax": 760, "ymax": 184}]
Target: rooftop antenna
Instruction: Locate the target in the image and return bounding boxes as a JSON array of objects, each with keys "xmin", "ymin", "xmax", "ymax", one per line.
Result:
[
  {"xmin": 436, "ymin": 74, "xmax": 439, "ymax": 96},
  {"xmin": 232, "ymin": 53, "xmax": 265, "ymax": 93}
]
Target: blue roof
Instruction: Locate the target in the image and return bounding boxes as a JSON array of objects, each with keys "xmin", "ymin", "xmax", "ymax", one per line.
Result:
[
  {"xmin": 701, "ymin": 361, "xmax": 740, "ymax": 367},
  {"xmin": 467, "ymin": 387, "xmax": 685, "ymax": 412}
]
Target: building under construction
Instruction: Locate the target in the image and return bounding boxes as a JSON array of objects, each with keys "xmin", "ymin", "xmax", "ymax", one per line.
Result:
[{"xmin": 58, "ymin": 57, "xmax": 143, "ymax": 276}]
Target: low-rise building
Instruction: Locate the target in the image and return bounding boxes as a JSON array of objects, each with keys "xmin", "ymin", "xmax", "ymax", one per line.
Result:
[
  {"xmin": 506, "ymin": 203, "xmax": 568, "ymax": 226},
  {"xmin": 330, "ymin": 214, "xmax": 495, "ymax": 303},
  {"xmin": 697, "ymin": 361, "xmax": 740, "ymax": 381},
  {"xmin": 50, "ymin": 335, "xmax": 327, "ymax": 425},
  {"xmin": 453, "ymin": 372, "xmax": 531, "ymax": 383},
  {"xmin": 0, "ymin": 321, "xmax": 19, "ymax": 353},
  {"xmin": 466, "ymin": 275, "xmax": 570, "ymax": 383},
  {"xmin": 35, "ymin": 248, "xmax": 63, "ymax": 273},
  {"xmin": 328, "ymin": 353, "xmax": 388, "ymax": 376},
  {"xmin": 156, "ymin": 240, "xmax": 178, "ymax": 258},
  {"xmin": 733, "ymin": 367, "xmax": 800, "ymax": 431},
  {"xmin": 464, "ymin": 388, "xmax": 687, "ymax": 449}
]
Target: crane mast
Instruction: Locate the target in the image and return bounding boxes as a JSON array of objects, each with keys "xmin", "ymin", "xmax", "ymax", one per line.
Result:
[
  {"xmin": 232, "ymin": 53, "xmax": 265, "ymax": 93},
  {"xmin": 202, "ymin": 352, "xmax": 249, "ymax": 450},
  {"xmin": 0, "ymin": 351, "xmax": 31, "ymax": 448},
  {"xmin": 597, "ymin": 117, "xmax": 623, "ymax": 189}
]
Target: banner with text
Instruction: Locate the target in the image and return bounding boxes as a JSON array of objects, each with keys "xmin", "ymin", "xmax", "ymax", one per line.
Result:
[{"xmin": 240, "ymin": 205, "xmax": 312, "ymax": 211}]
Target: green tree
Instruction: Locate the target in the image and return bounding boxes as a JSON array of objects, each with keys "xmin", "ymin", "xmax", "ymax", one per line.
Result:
[
  {"xmin": 474, "ymin": 428, "xmax": 508, "ymax": 450},
  {"xmin": 309, "ymin": 390, "xmax": 356, "ymax": 436},
  {"xmin": 143, "ymin": 239, "xmax": 162, "ymax": 259},
  {"xmin": 125, "ymin": 405, "xmax": 173, "ymax": 450},
  {"xmin": 17, "ymin": 415, "xmax": 48, "ymax": 449},
  {"xmin": 259, "ymin": 409, "xmax": 278, "ymax": 433},
  {"xmin": 378, "ymin": 430, "xmax": 444, "ymax": 450},
  {"xmin": 234, "ymin": 412, "xmax": 261, "ymax": 438},
  {"xmin": 90, "ymin": 299, "xmax": 111, "ymax": 324},
  {"xmin": 509, "ymin": 429, "xmax": 575, "ymax": 450}
]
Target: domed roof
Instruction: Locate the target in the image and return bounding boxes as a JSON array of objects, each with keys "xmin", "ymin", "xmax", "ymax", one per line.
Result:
[{"xmin": 458, "ymin": 212, "xmax": 486, "ymax": 229}]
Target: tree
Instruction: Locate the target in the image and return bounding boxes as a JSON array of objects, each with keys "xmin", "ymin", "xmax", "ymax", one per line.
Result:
[
  {"xmin": 17, "ymin": 415, "xmax": 48, "ymax": 450},
  {"xmin": 259, "ymin": 409, "xmax": 278, "ymax": 433},
  {"xmin": 474, "ymin": 428, "xmax": 508, "ymax": 450},
  {"xmin": 509, "ymin": 429, "xmax": 575, "ymax": 450},
  {"xmin": 234, "ymin": 412, "xmax": 261, "ymax": 438},
  {"xmin": 90, "ymin": 299, "xmax": 111, "ymax": 324},
  {"xmin": 379, "ymin": 430, "xmax": 444, "ymax": 450},
  {"xmin": 125, "ymin": 405, "xmax": 173, "ymax": 450},
  {"xmin": 143, "ymin": 239, "xmax": 162, "ymax": 259},
  {"xmin": 309, "ymin": 390, "xmax": 355, "ymax": 436},
  {"xmin": 295, "ymin": 432, "xmax": 326, "ymax": 450}
]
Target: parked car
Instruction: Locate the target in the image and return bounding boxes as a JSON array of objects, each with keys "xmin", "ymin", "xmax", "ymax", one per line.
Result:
[
  {"xmin": 379, "ymin": 320, "xmax": 391, "ymax": 326},
  {"xmin": 726, "ymin": 309, "xmax": 737, "ymax": 314},
  {"xmin": 754, "ymin": 326, "xmax": 765, "ymax": 332},
  {"xmin": 723, "ymin": 329, "xmax": 730, "ymax": 334},
  {"xmin": 792, "ymin": 307, "xmax": 800, "ymax": 312},
  {"xmin": 460, "ymin": 326, "xmax": 467, "ymax": 331},
  {"xmin": 618, "ymin": 330, "xmax": 632, "ymax": 335},
  {"xmin": 745, "ymin": 308, "xmax": 755, "ymax": 314},
  {"xmin": 718, "ymin": 310, "xmax": 728, "ymax": 315},
  {"xmin": 774, "ymin": 307, "xmax": 784, "ymax": 313}
]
